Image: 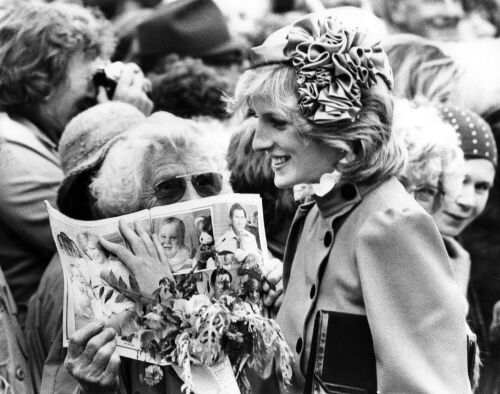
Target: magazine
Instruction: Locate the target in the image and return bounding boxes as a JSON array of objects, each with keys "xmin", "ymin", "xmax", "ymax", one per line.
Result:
[{"xmin": 46, "ymin": 194, "xmax": 292, "ymax": 393}]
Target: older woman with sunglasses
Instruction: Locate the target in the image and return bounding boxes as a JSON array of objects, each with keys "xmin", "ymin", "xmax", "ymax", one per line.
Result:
[
  {"xmin": 29, "ymin": 110, "xmax": 226, "ymax": 394},
  {"xmin": 230, "ymin": 12, "xmax": 469, "ymax": 394}
]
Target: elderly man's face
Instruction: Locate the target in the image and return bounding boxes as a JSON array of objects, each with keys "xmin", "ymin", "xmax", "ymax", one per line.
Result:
[
  {"xmin": 36, "ymin": 52, "xmax": 103, "ymax": 141},
  {"xmin": 390, "ymin": 0, "xmax": 464, "ymax": 41}
]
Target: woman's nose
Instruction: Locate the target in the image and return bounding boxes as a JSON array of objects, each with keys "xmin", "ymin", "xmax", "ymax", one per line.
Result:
[
  {"xmin": 456, "ymin": 185, "xmax": 475, "ymax": 209},
  {"xmin": 252, "ymin": 123, "xmax": 273, "ymax": 152},
  {"xmin": 182, "ymin": 180, "xmax": 201, "ymax": 201}
]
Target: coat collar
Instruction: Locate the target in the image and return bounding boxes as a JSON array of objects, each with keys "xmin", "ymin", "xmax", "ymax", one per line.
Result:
[{"xmin": 312, "ymin": 180, "xmax": 381, "ymax": 218}]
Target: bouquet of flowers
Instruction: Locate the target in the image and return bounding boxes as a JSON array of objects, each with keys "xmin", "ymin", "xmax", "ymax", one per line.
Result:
[{"xmin": 111, "ymin": 268, "xmax": 294, "ymax": 394}]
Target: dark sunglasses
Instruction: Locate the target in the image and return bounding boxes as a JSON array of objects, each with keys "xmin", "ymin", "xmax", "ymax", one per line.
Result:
[{"xmin": 154, "ymin": 172, "xmax": 223, "ymax": 204}]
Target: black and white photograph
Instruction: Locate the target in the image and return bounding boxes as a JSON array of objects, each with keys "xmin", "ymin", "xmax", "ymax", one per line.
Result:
[{"xmin": 1, "ymin": 1, "xmax": 499, "ymax": 393}]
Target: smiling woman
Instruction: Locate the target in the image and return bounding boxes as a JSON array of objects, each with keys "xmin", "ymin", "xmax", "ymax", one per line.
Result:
[{"xmin": 233, "ymin": 11, "xmax": 472, "ymax": 394}]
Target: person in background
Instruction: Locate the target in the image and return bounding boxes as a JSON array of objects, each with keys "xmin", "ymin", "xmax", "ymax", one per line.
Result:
[
  {"xmin": 437, "ymin": 104, "xmax": 498, "ymax": 394},
  {"xmin": 392, "ymin": 99, "xmax": 468, "ymax": 290},
  {"xmin": 436, "ymin": 104, "xmax": 496, "ymax": 287},
  {"xmin": 369, "ymin": 0, "xmax": 465, "ymax": 41},
  {"xmin": 148, "ymin": 54, "xmax": 232, "ymax": 120},
  {"xmin": 0, "ymin": 1, "xmax": 152, "ymax": 324},
  {"xmin": 384, "ymin": 34, "xmax": 459, "ymax": 104},
  {"xmin": 24, "ymin": 102, "xmax": 146, "ymax": 394}
]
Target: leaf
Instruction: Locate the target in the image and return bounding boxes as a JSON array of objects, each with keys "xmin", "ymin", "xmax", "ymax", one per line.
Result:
[
  {"xmin": 104, "ymin": 289, "xmax": 113, "ymax": 303},
  {"xmin": 135, "ymin": 302, "xmax": 144, "ymax": 317},
  {"xmin": 118, "ymin": 277, "xmax": 128, "ymax": 290},
  {"xmin": 109, "ymin": 271, "xmax": 118, "ymax": 287},
  {"xmin": 129, "ymin": 274, "xmax": 141, "ymax": 293},
  {"xmin": 99, "ymin": 286, "xmax": 104, "ymax": 298},
  {"xmin": 116, "ymin": 293, "xmax": 127, "ymax": 303}
]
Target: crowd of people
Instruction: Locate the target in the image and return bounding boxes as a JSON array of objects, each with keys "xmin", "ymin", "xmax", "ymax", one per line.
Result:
[{"xmin": 0, "ymin": 0, "xmax": 499, "ymax": 393}]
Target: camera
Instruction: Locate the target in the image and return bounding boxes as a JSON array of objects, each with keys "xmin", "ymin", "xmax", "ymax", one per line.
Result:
[{"xmin": 92, "ymin": 62, "xmax": 123, "ymax": 99}]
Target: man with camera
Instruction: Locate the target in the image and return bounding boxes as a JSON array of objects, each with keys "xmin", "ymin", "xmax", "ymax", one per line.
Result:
[{"xmin": 0, "ymin": 1, "xmax": 153, "ymax": 324}]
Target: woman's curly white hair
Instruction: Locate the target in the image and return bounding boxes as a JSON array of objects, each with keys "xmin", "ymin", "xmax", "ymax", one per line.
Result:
[
  {"xmin": 393, "ymin": 98, "xmax": 465, "ymax": 201},
  {"xmin": 90, "ymin": 112, "xmax": 227, "ymax": 217}
]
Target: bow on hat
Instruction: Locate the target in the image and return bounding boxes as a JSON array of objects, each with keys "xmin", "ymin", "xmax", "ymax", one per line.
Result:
[{"xmin": 250, "ymin": 14, "xmax": 393, "ymax": 125}]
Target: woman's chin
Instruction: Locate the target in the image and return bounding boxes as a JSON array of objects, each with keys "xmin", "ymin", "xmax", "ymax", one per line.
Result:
[{"xmin": 273, "ymin": 177, "xmax": 293, "ymax": 189}]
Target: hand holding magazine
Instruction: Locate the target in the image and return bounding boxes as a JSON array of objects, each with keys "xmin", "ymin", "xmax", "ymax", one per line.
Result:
[{"xmin": 46, "ymin": 194, "xmax": 293, "ymax": 394}]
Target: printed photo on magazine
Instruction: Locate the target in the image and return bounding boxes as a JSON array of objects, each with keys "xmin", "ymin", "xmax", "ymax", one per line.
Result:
[{"xmin": 46, "ymin": 193, "xmax": 293, "ymax": 394}]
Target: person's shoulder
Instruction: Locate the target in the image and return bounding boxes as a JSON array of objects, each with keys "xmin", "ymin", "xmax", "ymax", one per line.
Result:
[
  {"xmin": 240, "ymin": 228, "xmax": 256, "ymax": 238},
  {"xmin": 361, "ymin": 177, "xmax": 426, "ymax": 214}
]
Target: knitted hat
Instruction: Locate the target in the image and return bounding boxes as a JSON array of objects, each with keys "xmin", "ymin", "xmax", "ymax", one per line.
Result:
[
  {"xmin": 438, "ymin": 104, "xmax": 497, "ymax": 167},
  {"xmin": 57, "ymin": 102, "xmax": 146, "ymax": 218}
]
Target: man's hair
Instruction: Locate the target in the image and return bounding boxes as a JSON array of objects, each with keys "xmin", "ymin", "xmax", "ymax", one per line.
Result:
[
  {"xmin": 210, "ymin": 267, "xmax": 232, "ymax": 285},
  {"xmin": 229, "ymin": 203, "xmax": 246, "ymax": 219},
  {"xmin": 0, "ymin": 1, "xmax": 115, "ymax": 113},
  {"xmin": 149, "ymin": 54, "xmax": 231, "ymax": 120}
]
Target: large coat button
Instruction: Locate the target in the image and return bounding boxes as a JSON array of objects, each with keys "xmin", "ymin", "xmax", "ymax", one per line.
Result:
[
  {"xmin": 324, "ymin": 231, "xmax": 332, "ymax": 247},
  {"xmin": 15, "ymin": 367, "xmax": 25, "ymax": 381},
  {"xmin": 341, "ymin": 183, "xmax": 357, "ymax": 200},
  {"xmin": 296, "ymin": 337, "xmax": 303, "ymax": 353},
  {"xmin": 310, "ymin": 284, "xmax": 316, "ymax": 299}
]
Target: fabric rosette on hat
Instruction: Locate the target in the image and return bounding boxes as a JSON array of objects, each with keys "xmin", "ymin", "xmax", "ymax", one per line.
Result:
[{"xmin": 250, "ymin": 12, "xmax": 393, "ymax": 125}]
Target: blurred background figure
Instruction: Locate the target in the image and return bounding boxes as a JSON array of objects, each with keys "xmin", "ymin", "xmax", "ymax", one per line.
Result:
[
  {"xmin": 438, "ymin": 104, "xmax": 499, "ymax": 394},
  {"xmin": 392, "ymin": 99, "xmax": 467, "ymax": 289},
  {"xmin": 24, "ymin": 102, "xmax": 146, "ymax": 393},
  {"xmin": 370, "ymin": 0, "xmax": 465, "ymax": 41},
  {"xmin": 384, "ymin": 34, "xmax": 459, "ymax": 104},
  {"xmin": 0, "ymin": 0, "xmax": 151, "ymax": 326}
]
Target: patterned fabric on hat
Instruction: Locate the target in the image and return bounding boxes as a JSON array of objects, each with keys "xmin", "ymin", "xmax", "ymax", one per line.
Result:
[
  {"xmin": 250, "ymin": 12, "xmax": 393, "ymax": 125},
  {"xmin": 438, "ymin": 104, "xmax": 497, "ymax": 167}
]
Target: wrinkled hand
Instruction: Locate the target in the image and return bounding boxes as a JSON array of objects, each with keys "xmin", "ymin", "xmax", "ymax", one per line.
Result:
[
  {"xmin": 65, "ymin": 321, "xmax": 120, "ymax": 394},
  {"xmin": 262, "ymin": 258, "xmax": 284, "ymax": 313},
  {"xmin": 99, "ymin": 219, "xmax": 174, "ymax": 301},
  {"xmin": 97, "ymin": 62, "xmax": 153, "ymax": 115},
  {"xmin": 442, "ymin": 236, "xmax": 471, "ymax": 296}
]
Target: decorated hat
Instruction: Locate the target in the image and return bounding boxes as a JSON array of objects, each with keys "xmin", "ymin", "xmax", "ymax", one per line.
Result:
[
  {"xmin": 136, "ymin": 0, "xmax": 247, "ymax": 60},
  {"xmin": 249, "ymin": 9, "xmax": 393, "ymax": 125},
  {"xmin": 438, "ymin": 104, "xmax": 497, "ymax": 167}
]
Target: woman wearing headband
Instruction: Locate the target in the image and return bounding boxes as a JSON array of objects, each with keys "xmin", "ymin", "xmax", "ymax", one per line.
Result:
[{"xmin": 232, "ymin": 13, "xmax": 470, "ymax": 393}]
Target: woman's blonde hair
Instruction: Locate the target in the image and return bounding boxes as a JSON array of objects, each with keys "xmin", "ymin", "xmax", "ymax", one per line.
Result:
[
  {"xmin": 232, "ymin": 64, "xmax": 405, "ymax": 185},
  {"xmin": 392, "ymin": 98, "xmax": 465, "ymax": 200}
]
